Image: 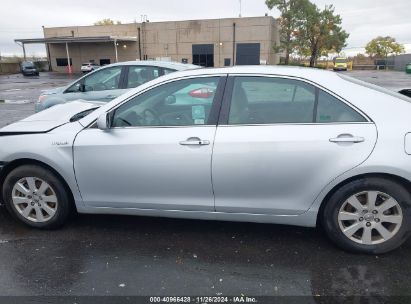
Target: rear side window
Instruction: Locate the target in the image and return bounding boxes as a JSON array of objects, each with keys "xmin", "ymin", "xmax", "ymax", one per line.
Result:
[
  {"xmin": 228, "ymin": 77, "xmax": 366, "ymax": 125},
  {"xmin": 228, "ymin": 77, "xmax": 316, "ymax": 124},
  {"xmin": 126, "ymin": 66, "xmax": 162, "ymax": 89},
  {"xmin": 317, "ymin": 90, "xmax": 366, "ymax": 123},
  {"xmin": 163, "ymin": 68, "xmax": 176, "ymax": 75}
]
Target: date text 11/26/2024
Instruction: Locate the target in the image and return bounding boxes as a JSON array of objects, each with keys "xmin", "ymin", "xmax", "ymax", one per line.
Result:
[{"xmin": 149, "ymin": 296, "xmax": 258, "ymax": 303}]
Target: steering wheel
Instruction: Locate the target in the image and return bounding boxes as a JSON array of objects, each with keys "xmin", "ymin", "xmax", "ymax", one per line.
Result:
[
  {"xmin": 142, "ymin": 108, "xmax": 160, "ymax": 125},
  {"xmin": 159, "ymin": 112, "xmax": 193, "ymax": 125},
  {"xmin": 92, "ymin": 83, "xmax": 108, "ymax": 91}
]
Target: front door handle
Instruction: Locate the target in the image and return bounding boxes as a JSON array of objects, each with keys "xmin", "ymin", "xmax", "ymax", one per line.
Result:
[
  {"xmin": 105, "ymin": 95, "xmax": 117, "ymax": 99},
  {"xmin": 179, "ymin": 137, "xmax": 210, "ymax": 146},
  {"xmin": 330, "ymin": 134, "xmax": 365, "ymax": 143}
]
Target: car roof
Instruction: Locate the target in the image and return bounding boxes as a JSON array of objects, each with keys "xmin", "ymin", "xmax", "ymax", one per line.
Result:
[
  {"xmin": 147, "ymin": 65, "xmax": 342, "ymax": 84},
  {"xmin": 104, "ymin": 60, "xmax": 200, "ymax": 71}
]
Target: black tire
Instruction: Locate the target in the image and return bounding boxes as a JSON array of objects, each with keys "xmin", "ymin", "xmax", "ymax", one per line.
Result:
[
  {"xmin": 322, "ymin": 177, "xmax": 411, "ymax": 254},
  {"xmin": 2, "ymin": 165, "xmax": 72, "ymax": 229}
]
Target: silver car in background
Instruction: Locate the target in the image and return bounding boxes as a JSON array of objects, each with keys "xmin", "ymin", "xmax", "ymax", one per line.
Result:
[
  {"xmin": 1, "ymin": 66, "xmax": 411, "ymax": 254},
  {"xmin": 36, "ymin": 61, "xmax": 199, "ymax": 112}
]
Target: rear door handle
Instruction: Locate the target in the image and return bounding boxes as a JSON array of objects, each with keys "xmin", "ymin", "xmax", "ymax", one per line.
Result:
[
  {"xmin": 179, "ymin": 138, "xmax": 210, "ymax": 146},
  {"xmin": 330, "ymin": 135, "xmax": 365, "ymax": 143}
]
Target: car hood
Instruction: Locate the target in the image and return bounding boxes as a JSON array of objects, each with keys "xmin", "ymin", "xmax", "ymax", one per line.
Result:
[
  {"xmin": 0, "ymin": 100, "xmax": 102, "ymax": 134},
  {"xmin": 41, "ymin": 86, "xmax": 66, "ymax": 95}
]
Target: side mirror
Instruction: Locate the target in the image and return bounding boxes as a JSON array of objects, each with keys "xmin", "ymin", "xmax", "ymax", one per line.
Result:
[
  {"xmin": 79, "ymin": 83, "xmax": 86, "ymax": 92},
  {"xmin": 97, "ymin": 113, "xmax": 110, "ymax": 130}
]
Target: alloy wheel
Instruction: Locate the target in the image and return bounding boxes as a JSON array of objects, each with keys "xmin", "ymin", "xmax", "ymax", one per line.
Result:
[
  {"xmin": 338, "ymin": 191, "xmax": 403, "ymax": 245},
  {"xmin": 11, "ymin": 177, "xmax": 58, "ymax": 223}
]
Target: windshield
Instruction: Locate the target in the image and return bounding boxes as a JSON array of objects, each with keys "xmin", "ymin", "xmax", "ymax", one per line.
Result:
[
  {"xmin": 335, "ymin": 59, "xmax": 347, "ymax": 64},
  {"xmin": 22, "ymin": 62, "xmax": 35, "ymax": 68},
  {"xmin": 338, "ymin": 73, "xmax": 411, "ymax": 102}
]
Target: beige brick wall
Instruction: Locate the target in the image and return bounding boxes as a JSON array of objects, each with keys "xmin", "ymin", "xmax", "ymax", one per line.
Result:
[{"xmin": 44, "ymin": 16, "xmax": 280, "ymax": 72}]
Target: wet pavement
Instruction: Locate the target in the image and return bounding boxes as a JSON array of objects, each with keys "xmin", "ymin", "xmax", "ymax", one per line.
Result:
[
  {"xmin": 346, "ymin": 70, "xmax": 411, "ymax": 91},
  {"xmin": 0, "ymin": 72, "xmax": 80, "ymax": 104},
  {"xmin": 0, "ymin": 71, "xmax": 411, "ymax": 299},
  {"xmin": 0, "ymin": 72, "xmax": 78, "ymax": 127},
  {"xmin": 0, "ymin": 208, "xmax": 410, "ymax": 297}
]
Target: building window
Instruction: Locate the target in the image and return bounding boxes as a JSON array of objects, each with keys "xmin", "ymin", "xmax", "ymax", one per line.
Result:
[
  {"xmin": 56, "ymin": 58, "xmax": 73, "ymax": 67},
  {"xmin": 100, "ymin": 59, "xmax": 111, "ymax": 66},
  {"xmin": 224, "ymin": 58, "xmax": 231, "ymax": 67},
  {"xmin": 236, "ymin": 43, "xmax": 261, "ymax": 65},
  {"xmin": 192, "ymin": 44, "xmax": 214, "ymax": 67}
]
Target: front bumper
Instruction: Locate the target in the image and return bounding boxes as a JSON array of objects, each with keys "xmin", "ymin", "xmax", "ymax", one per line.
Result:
[
  {"xmin": 334, "ymin": 66, "xmax": 347, "ymax": 71},
  {"xmin": 34, "ymin": 102, "xmax": 44, "ymax": 113},
  {"xmin": 23, "ymin": 70, "xmax": 38, "ymax": 75},
  {"xmin": 0, "ymin": 162, "xmax": 7, "ymax": 205},
  {"xmin": 0, "ymin": 161, "xmax": 7, "ymax": 175}
]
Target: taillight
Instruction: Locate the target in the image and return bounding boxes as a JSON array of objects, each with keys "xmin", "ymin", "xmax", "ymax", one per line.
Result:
[{"xmin": 189, "ymin": 88, "xmax": 214, "ymax": 99}]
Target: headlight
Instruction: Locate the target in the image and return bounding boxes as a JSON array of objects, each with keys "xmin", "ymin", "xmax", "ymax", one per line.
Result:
[{"xmin": 38, "ymin": 95, "xmax": 49, "ymax": 103}]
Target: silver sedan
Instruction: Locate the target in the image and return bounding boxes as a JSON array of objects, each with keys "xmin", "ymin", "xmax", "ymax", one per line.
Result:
[
  {"xmin": 35, "ymin": 61, "xmax": 199, "ymax": 112},
  {"xmin": 1, "ymin": 66, "xmax": 410, "ymax": 254}
]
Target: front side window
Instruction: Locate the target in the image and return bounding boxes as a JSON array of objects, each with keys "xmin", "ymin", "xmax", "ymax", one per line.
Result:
[
  {"xmin": 83, "ymin": 66, "xmax": 122, "ymax": 92},
  {"xmin": 112, "ymin": 77, "xmax": 220, "ymax": 127},
  {"xmin": 228, "ymin": 77, "xmax": 366, "ymax": 125},
  {"xmin": 126, "ymin": 66, "xmax": 162, "ymax": 89},
  {"xmin": 65, "ymin": 82, "xmax": 81, "ymax": 93}
]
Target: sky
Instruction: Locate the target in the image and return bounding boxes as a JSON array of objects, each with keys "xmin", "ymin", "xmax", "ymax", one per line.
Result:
[{"xmin": 0, "ymin": 0, "xmax": 410, "ymax": 57}]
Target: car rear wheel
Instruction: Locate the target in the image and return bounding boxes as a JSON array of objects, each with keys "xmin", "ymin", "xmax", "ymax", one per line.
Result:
[
  {"xmin": 2, "ymin": 165, "xmax": 72, "ymax": 229},
  {"xmin": 322, "ymin": 177, "xmax": 410, "ymax": 254}
]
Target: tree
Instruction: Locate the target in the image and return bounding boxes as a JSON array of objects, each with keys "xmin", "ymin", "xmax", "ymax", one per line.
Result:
[
  {"xmin": 297, "ymin": 4, "xmax": 349, "ymax": 67},
  {"xmin": 94, "ymin": 19, "xmax": 121, "ymax": 26},
  {"xmin": 365, "ymin": 36, "xmax": 405, "ymax": 58},
  {"xmin": 265, "ymin": 0, "xmax": 311, "ymax": 65}
]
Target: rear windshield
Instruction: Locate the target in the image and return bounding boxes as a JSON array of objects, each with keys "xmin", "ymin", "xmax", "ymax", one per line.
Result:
[
  {"xmin": 82, "ymin": 63, "xmax": 90, "ymax": 66},
  {"xmin": 337, "ymin": 73, "xmax": 411, "ymax": 102}
]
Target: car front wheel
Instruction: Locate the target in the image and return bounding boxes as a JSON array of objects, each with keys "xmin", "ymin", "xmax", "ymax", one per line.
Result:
[
  {"xmin": 2, "ymin": 165, "xmax": 72, "ymax": 229},
  {"xmin": 322, "ymin": 177, "xmax": 410, "ymax": 254}
]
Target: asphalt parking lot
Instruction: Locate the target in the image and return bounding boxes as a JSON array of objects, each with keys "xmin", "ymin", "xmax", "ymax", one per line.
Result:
[{"xmin": 0, "ymin": 70, "xmax": 411, "ymax": 299}]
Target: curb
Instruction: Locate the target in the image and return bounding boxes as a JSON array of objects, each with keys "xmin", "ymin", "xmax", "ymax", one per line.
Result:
[{"xmin": 0, "ymin": 100, "xmax": 33, "ymax": 104}]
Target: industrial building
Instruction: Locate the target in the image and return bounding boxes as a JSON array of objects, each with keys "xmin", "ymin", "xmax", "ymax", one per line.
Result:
[{"xmin": 15, "ymin": 16, "xmax": 280, "ymax": 72}]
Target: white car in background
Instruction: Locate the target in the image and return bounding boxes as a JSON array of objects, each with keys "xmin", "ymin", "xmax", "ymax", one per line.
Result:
[{"xmin": 80, "ymin": 63, "xmax": 100, "ymax": 73}]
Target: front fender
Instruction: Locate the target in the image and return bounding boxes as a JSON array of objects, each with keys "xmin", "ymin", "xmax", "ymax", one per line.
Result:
[{"xmin": 0, "ymin": 123, "xmax": 85, "ymax": 210}]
